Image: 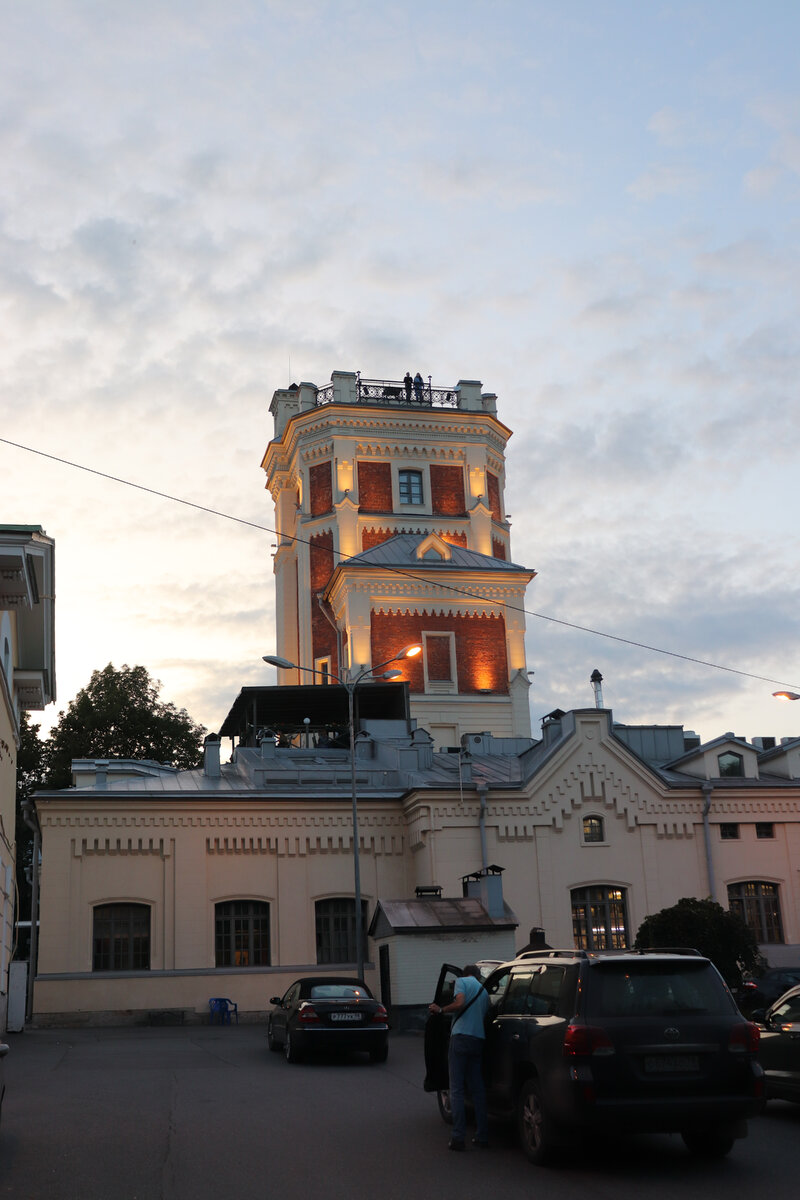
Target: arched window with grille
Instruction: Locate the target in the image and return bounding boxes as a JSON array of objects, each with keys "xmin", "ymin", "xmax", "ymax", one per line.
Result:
[
  {"xmin": 571, "ymin": 886, "xmax": 629, "ymax": 950},
  {"xmin": 93, "ymin": 903, "xmax": 151, "ymax": 972},
  {"xmin": 215, "ymin": 900, "xmax": 271, "ymax": 967},
  {"xmin": 727, "ymin": 881, "xmax": 783, "ymax": 944},
  {"xmin": 315, "ymin": 898, "xmax": 368, "ymax": 965}
]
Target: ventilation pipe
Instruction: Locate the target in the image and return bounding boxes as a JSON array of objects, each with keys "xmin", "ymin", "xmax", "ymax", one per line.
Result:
[
  {"xmin": 590, "ymin": 669, "xmax": 604, "ymax": 708},
  {"xmin": 477, "ymin": 784, "xmax": 489, "ymax": 872},
  {"xmin": 203, "ymin": 733, "xmax": 221, "ymax": 778}
]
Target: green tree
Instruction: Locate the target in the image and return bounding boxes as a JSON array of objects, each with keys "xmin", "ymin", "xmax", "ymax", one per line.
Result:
[
  {"xmin": 44, "ymin": 663, "xmax": 206, "ymax": 789},
  {"xmin": 634, "ymin": 896, "xmax": 760, "ymax": 987},
  {"xmin": 14, "ymin": 710, "xmax": 46, "ymax": 923}
]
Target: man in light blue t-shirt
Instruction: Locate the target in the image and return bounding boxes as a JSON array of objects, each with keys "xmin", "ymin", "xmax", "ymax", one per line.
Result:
[{"xmin": 429, "ymin": 964, "xmax": 489, "ymax": 1150}]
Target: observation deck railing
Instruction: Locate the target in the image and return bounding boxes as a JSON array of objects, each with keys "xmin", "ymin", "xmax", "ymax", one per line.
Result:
[{"xmin": 315, "ymin": 374, "xmax": 459, "ymax": 408}]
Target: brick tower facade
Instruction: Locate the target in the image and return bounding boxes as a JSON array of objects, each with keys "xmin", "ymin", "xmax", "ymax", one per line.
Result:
[{"xmin": 261, "ymin": 371, "xmax": 535, "ymax": 744}]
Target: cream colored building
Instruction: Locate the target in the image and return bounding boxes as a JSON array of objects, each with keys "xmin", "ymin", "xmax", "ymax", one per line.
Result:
[
  {"xmin": 28, "ymin": 374, "xmax": 800, "ymax": 1026},
  {"xmin": 31, "ymin": 704, "xmax": 800, "ymax": 1026},
  {"xmin": 0, "ymin": 525, "xmax": 55, "ymax": 1033}
]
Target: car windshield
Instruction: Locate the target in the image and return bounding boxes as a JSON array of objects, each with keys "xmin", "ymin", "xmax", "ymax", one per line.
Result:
[
  {"xmin": 588, "ymin": 962, "xmax": 730, "ymax": 1017},
  {"xmin": 309, "ymin": 984, "xmax": 369, "ymax": 999}
]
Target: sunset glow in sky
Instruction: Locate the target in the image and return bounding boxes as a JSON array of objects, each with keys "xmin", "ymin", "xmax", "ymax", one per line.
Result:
[{"xmin": 2, "ymin": 1, "xmax": 799, "ymax": 746}]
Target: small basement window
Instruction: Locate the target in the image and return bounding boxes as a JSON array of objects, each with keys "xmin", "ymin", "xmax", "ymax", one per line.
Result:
[
  {"xmin": 720, "ymin": 823, "xmax": 740, "ymax": 840},
  {"xmin": 755, "ymin": 823, "xmax": 774, "ymax": 840}
]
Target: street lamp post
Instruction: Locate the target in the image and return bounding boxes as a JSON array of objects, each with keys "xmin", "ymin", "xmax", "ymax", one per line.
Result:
[{"xmin": 263, "ymin": 644, "xmax": 421, "ymax": 982}]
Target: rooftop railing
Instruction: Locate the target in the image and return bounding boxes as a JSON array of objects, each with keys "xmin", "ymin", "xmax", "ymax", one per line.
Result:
[{"xmin": 315, "ymin": 374, "xmax": 459, "ymax": 408}]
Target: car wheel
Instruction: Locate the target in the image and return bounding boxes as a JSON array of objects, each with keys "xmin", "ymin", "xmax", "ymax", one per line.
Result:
[
  {"xmin": 437, "ymin": 1090, "xmax": 453, "ymax": 1125},
  {"xmin": 267, "ymin": 1020, "xmax": 280, "ymax": 1052},
  {"xmin": 369, "ymin": 1044, "xmax": 389, "ymax": 1064},
  {"xmin": 517, "ymin": 1078, "xmax": 557, "ymax": 1165},
  {"xmin": 284, "ymin": 1031, "xmax": 302, "ymax": 1064},
  {"xmin": 681, "ymin": 1125, "xmax": 736, "ymax": 1158}
]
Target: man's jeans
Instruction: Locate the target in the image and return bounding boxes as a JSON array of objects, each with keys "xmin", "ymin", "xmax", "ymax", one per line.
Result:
[{"xmin": 448, "ymin": 1033, "xmax": 488, "ymax": 1143}]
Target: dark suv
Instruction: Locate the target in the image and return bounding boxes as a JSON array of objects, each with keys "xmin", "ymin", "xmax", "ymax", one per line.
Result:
[{"xmin": 424, "ymin": 949, "xmax": 763, "ymax": 1164}]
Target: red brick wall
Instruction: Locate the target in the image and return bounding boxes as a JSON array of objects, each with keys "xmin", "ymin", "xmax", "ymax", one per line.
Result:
[
  {"xmin": 362, "ymin": 526, "xmax": 395, "ymax": 551},
  {"xmin": 430, "ymin": 465, "xmax": 465, "ymax": 516},
  {"xmin": 486, "ymin": 472, "xmax": 502, "ymax": 522},
  {"xmin": 441, "ymin": 530, "xmax": 467, "ymax": 548},
  {"xmin": 309, "ymin": 531, "xmax": 338, "ymax": 671},
  {"xmin": 371, "ymin": 610, "xmax": 508, "ymax": 694},
  {"xmin": 357, "ymin": 461, "xmax": 393, "ymax": 512},
  {"xmin": 309, "ymin": 462, "xmax": 333, "ymax": 516},
  {"xmin": 362, "ymin": 526, "xmax": 468, "ymax": 552},
  {"xmin": 492, "ymin": 538, "xmax": 506, "ymax": 560}
]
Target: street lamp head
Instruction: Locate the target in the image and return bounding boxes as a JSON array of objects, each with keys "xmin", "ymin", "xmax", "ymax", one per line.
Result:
[
  {"xmin": 773, "ymin": 690, "xmax": 800, "ymax": 701},
  {"xmin": 263, "ymin": 655, "xmax": 297, "ymax": 670},
  {"xmin": 395, "ymin": 644, "xmax": 422, "ymax": 659},
  {"xmin": 379, "ymin": 669, "xmax": 403, "ymax": 680}
]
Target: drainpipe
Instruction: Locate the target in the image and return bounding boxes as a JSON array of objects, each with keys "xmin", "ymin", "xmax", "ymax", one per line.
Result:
[
  {"xmin": 316, "ymin": 594, "xmax": 343, "ymax": 676},
  {"xmin": 701, "ymin": 782, "xmax": 716, "ymax": 902},
  {"xmin": 20, "ymin": 800, "xmax": 40, "ymax": 1023},
  {"xmin": 477, "ymin": 784, "xmax": 489, "ymax": 872}
]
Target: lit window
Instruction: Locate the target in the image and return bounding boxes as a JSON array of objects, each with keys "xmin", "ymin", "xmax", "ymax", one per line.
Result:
[
  {"xmin": 398, "ymin": 470, "xmax": 423, "ymax": 505},
  {"xmin": 215, "ymin": 900, "xmax": 271, "ymax": 967},
  {"xmin": 582, "ymin": 816, "xmax": 605, "ymax": 844},
  {"xmin": 718, "ymin": 752, "xmax": 744, "ymax": 777},
  {"xmin": 93, "ymin": 903, "xmax": 150, "ymax": 971},
  {"xmin": 571, "ymin": 886, "xmax": 629, "ymax": 950},
  {"xmin": 728, "ymin": 882, "xmax": 783, "ymax": 944}
]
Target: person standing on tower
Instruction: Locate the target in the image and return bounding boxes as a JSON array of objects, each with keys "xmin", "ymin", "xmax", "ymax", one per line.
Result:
[
  {"xmin": 404, "ymin": 371, "xmax": 413, "ymax": 402},
  {"xmin": 413, "ymin": 371, "xmax": 424, "ymax": 403}
]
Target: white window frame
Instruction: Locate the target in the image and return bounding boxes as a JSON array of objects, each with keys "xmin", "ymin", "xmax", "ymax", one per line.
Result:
[
  {"xmin": 422, "ymin": 631, "xmax": 457, "ymax": 695},
  {"xmin": 394, "ymin": 465, "xmax": 428, "ymax": 511},
  {"xmin": 314, "ymin": 655, "xmax": 333, "ymax": 684}
]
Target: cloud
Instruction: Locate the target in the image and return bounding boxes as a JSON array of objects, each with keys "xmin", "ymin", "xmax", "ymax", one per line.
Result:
[{"xmin": 627, "ymin": 164, "xmax": 706, "ymax": 201}]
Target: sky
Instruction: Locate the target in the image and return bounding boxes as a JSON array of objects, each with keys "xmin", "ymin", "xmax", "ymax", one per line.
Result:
[{"xmin": 2, "ymin": 0, "xmax": 800, "ymax": 748}]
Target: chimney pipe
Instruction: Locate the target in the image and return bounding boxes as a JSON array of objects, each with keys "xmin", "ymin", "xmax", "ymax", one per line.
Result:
[
  {"xmin": 204, "ymin": 733, "xmax": 221, "ymax": 778},
  {"xmin": 590, "ymin": 669, "xmax": 604, "ymax": 708}
]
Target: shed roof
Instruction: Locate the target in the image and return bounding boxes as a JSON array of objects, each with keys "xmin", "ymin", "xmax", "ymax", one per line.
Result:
[{"xmin": 369, "ymin": 897, "xmax": 518, "ymax": 938}]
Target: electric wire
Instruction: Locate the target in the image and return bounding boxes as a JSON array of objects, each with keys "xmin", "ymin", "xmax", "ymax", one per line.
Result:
[{"xmin": 2, "ymin": 434, "xmax": 798, "ymax": 692}]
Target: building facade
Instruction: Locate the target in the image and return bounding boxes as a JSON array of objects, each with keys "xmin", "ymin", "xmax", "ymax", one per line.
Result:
[
  {"xmin": 0, "ymin": 525, "xmax": 55, "ymax": 1032},
  {"xmin": 31, "ymin": 706, "xmax": 800, "ymax": 1025},
  {"xmin": 261, "ymin": 372, "xmax": 535, "ymax": 744},
  {"xmin": 27, "ymin": 375, "xmax": 800, "ymax": 1026}
]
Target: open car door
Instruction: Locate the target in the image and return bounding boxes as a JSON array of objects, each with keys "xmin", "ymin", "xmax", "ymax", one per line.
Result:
[{"xmin": 423, "ymin": 964, "xmax": 463, "ymax": 1093}]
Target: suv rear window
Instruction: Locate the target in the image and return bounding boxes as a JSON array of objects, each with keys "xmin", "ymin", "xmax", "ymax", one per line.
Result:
[{"xmin": 586, "ymin": 961, "xmax": 731, "ymax": 1017}]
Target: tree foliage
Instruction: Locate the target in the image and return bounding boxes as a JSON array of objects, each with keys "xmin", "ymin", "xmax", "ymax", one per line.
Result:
[
  {"xmin": 634, "ymin": 896, "xmax": 760, "ymax": 987},
  {"xmin": 44, "ymin": 663, "xmax": 206, "ymax": 789}
]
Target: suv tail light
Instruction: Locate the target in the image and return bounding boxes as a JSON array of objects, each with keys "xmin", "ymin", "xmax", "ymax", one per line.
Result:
[
  {"xmin": 563, "ymin": 1024, "xmax": 615, "ymax": 1057},
  {"xmin": 729, "ymin": 1021, "xmax": 759, "ymax": 1053},
  {"xmin": 298, "ymin": 1003, "xmax": 320, "ymax": 1024}
]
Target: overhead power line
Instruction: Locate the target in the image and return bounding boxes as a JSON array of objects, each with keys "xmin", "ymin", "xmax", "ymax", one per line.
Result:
[{"xmin": 2, "ymin": 434, "xmax": 798, "ymax": 692}]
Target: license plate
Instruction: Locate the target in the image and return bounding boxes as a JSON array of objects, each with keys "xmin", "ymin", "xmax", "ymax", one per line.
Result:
[
  {"xmin": 644, "ymin": 1054, "xmax": 699, "ymax": 1073},
  {"xmin": 330, "ymin": 1013, "xmax": 361, "ymax": 1022}
]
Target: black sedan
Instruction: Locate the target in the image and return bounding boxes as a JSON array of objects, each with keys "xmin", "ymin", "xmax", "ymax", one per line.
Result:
[
  {"xmin": 753, "ymin": 983, "xmax": 800, "ymax": 1104},
  {"xmin": 736, "ymin": 968, "xmax": 800, "ymax": 1016},
  {"xmin": 267, "ymin": 977, "xmax": 389, "ymax": 1064}
]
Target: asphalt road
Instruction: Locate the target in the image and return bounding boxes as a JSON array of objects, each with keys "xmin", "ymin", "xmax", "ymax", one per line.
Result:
[{"xmin": 1, "ymin": 1025, "xmax": 798, "ymax": 1200}]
